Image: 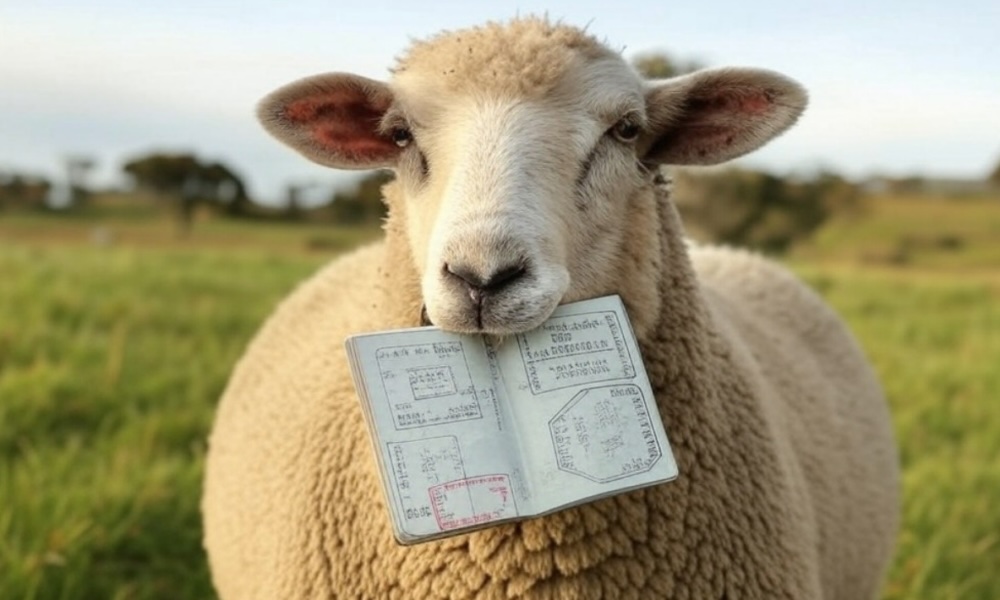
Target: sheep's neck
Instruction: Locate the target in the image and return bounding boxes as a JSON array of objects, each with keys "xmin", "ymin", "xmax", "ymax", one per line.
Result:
[
  {"xmin": 374, "ymin": 184, "xmax": 426, "ymax": 329},
  {"xmin": 607, "ymin": 176, "xmax": 726, "ymax": 411},
  {"xmin": 610, "ymin": 177, "xmax": 710, "ymax": 343}
]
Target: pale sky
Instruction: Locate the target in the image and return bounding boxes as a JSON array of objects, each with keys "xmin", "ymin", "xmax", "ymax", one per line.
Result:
[{"xmin": 1, "ymin": 0, "xmax": 998, "ymax": 204}]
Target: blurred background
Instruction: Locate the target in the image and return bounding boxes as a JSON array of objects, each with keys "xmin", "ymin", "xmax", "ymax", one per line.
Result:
[{"xmin": 1, "ymin": 1, "xmax": 998, "ymax": 598}]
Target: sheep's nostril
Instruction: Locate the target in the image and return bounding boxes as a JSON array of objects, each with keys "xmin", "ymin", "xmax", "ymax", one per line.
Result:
[
  {"xmin": 444, "ymin": 262, "xmax": 528, "ymax": 302},
  {"xmin": 444, "ymin": 263, "xmax": 484, "ymax": 289},
  {"xmin": 485, "ymin": 264, "xmax": 527, "ymax": 290}
]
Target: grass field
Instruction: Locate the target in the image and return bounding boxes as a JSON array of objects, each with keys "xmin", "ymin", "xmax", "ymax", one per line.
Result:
[{"xmin": 1, "ymin": 195, "xmax": 998, "ymax": 599}]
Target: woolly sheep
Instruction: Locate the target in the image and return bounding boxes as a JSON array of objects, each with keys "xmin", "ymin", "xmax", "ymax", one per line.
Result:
[{"xmin": 203, "ymin": 17, "xmax": 899, "ymax": 599}]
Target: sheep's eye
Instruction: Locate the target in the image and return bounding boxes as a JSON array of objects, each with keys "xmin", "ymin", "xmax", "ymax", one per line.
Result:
[
  {"xmin": 611, "ymin": 118, "xmax": 640, "ymax": 143},
  {"xmin": 391, "ymin": 127, "xmax": 412, "ymax": 148}
]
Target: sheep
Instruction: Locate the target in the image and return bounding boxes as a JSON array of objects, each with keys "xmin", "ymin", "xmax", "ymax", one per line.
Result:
[{"xmin": 202, "ymin": 17, "xmax": 899, "ymax": 599}]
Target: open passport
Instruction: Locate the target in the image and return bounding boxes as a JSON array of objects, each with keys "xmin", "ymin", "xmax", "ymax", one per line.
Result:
[{"xmin": 345, "ymin": 295, "xmax": 678, "ymax": 544}]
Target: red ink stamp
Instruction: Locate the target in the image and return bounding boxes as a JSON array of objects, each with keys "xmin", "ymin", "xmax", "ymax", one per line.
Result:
[{"xmin": 428, "ymin": 474, "xmax": 518, "ymax": 531}]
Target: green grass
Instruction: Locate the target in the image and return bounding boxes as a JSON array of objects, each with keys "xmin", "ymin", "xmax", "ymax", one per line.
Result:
[
  {"xmin": 2, "ymin": 196, "xmax": 999, "ymax": 598},
  {"xmin": 790, "ymin": 193, "xmax": 1000, "ymax": 598},
  {"xmin": 0, "ymin": 243, "xmax": 328, "ymax": 599},
  {"xmin": 799, "ymin": 267, "xmax": 1000, "ymax": 599},
  {"xmin": 0, "ymin": 210, "xmax": 381, "ymax": 255},
  {"xmin": 793, "ymin": 194, "xmax": 1000, "ymax": 272}
]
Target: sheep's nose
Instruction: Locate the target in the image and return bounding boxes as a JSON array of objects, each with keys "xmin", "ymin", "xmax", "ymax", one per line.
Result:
[{"xmin": 444, "ymin": 262, "xmax": 527, "ymax": 304}]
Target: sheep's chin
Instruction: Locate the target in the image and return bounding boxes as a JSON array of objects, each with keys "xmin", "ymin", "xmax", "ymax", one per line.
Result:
[
  {"xmin": 428, "ymin": 298, "xmax": 560, "ymax": 335},
  {"xmin": 422, "ymin": 265, "xmax": 569, "ymax": 335},
  {"xmin": 425, "ymin": 288, "xmax": 566, "ymax": 336}
]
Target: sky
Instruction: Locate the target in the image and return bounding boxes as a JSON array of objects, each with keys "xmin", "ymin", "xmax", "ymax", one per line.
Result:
[{"xmin": 1, "ymin": 0, "xmax": 998, "ymax": 205}]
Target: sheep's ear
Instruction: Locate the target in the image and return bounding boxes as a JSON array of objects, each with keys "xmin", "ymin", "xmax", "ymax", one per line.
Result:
[
  {"xmin": 257, "ymin": 73, "xmax": 400, "ymax": 170},
  {"xmin": 638, "ymin": 68, "xmax": 807, "ymax": 166}
]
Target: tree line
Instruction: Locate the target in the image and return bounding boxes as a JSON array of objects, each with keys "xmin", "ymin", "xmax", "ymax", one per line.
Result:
[
  {"xmin": 4, "ymin": 148, "xmax": 995, "ymax": 255},
  {"xmin": 0, "ymin": 148, "xmax": 862, "ymax": 253},
  {"xmin": 2, "ymin": 52, "xmax": 997, "ymax": 253}
]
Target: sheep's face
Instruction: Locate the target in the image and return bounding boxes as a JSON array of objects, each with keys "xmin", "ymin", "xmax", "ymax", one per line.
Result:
[
  {"xmin": 257, "ymin": 21, "xmax": 806, "ymax": 334},
  {"xmin": 385, "ymin": 56, "xmax": 650, "ymax": 334}
]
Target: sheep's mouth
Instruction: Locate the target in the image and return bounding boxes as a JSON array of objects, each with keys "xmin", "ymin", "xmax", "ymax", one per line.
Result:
[
  {"xmin": 427, "ymin": 293, "xmax": 562, "ymax": 336},
  {"xmin": 422, "ymin": 263, "xmax": 570, "ymax": 335}
]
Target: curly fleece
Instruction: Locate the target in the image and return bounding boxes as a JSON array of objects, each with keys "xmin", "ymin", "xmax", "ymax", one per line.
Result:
[
  {"xmin": 391, "ymin": 18, "xmax": 614, "ymax": 98},
  {"xmin": 202, "ymin": 170, "xmax": 899, "ymax": 598}
]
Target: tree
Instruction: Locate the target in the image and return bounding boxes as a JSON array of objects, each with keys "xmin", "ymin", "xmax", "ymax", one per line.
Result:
[
  {"xmin": 631, "ymin": 51, "xmax": 703, "ymax": 79},
  {"xmin": 284, "ymin": 181, "xmax": 318, "ymax": 221},
  {"xmin": 201, "ymin": 161, "xmax": 252, "ymax": 217},
  {"xmin": 324, "ymin": 171, "xmax": 392, "ymax": 225},
  {"xmin": 673, "ymin": 168, "xmax": 857, "ymax": 253},
  {"xmin": 0, "ymin": 170, "xmax": 51, "ymax": 211},
  {"xmin": 122, "ymin": 153, "xmax": 253, "ymax": 233},
  {"xmin": 989, "ymin": 155, "xmax": 1000, "ymax": 187},
  {"xmin": 64, "ymin": 155, "xmax": 96, "ymax": 208}
]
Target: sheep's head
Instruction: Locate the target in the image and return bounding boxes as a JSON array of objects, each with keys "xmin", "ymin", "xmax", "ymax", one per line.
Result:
[{"xmin": 258, "ymin": 18, "xmax": 807, "ymax": 334}]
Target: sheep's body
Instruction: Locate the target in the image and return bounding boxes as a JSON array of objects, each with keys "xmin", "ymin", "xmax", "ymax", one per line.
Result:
[
  {"xmin": 204, "ymin": 17, "xmax": 898, "ymax": 599},
  {"xmin": 203, "ymin": 181, "xmax": 898, "ymax": 599}
]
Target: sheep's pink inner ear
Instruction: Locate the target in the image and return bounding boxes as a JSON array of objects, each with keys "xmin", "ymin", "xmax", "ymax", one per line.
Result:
[
  {"xmin": 258, "ymin": 74, "xmax": 399, "ymax": 170},
  {"xmin": 285, "ymin": 92, "xmax": 394, "ymax": 160},
  {"xmin": 641, "ymin": 68, "xmax": 807, "ymax": 166}
]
